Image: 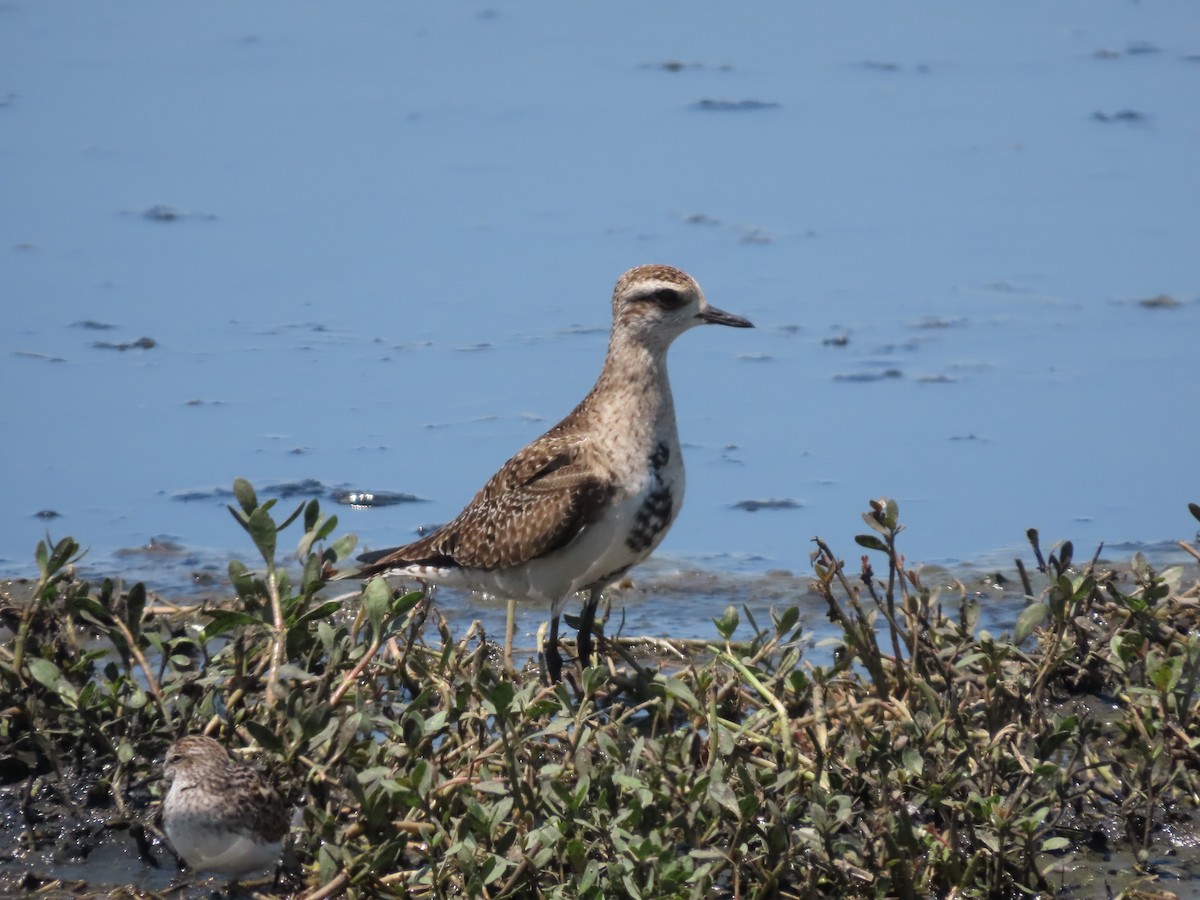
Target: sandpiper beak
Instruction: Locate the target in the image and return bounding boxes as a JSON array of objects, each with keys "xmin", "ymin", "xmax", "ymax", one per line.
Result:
[{"xmin": 698, "ymin": 305, "xmax": 754, "ymax": 328}]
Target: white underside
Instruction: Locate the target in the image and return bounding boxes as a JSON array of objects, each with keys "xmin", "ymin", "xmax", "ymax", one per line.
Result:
[
  {"xmin": 390, "ymin": 480, "xmax": 681, "ymax": 617},
  {"xmin": 166, "ymin": 816, "xmax": 281, "ymax": 879}
]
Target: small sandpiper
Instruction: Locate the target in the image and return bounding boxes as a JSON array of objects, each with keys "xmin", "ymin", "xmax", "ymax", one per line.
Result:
[
  {"xmin": 356, "ymin": 264, "xmax": 753, "ymax": 681},
  {"xmin": 161, "ymin": 734, "xmax": 289, "ymax": 880}
]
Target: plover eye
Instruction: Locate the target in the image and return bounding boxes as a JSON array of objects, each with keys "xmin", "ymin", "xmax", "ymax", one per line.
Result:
[{"xmin": 647, "ymin": 287, "xmax": 686, "ymax": 308}]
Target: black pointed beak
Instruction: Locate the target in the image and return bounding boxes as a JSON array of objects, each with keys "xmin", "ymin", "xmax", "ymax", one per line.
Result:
[{"xmin": 698, "ymin": 305, "xmax": 754, "ymax": 328}]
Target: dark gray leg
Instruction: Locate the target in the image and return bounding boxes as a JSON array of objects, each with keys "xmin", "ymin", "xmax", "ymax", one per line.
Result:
[
  {"xmin": 543, "ymin": 614, "xmax": 563, "ymax": 684},
  {"xmin": 576, "ymin": 588, "xmax": 601, "ymax": 668}
]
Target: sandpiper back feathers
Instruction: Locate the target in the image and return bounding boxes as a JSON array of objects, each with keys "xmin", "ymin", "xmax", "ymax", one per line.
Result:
[{"xmin": 356, "ymin": 264, "xmax": 753, "ymax": 681}]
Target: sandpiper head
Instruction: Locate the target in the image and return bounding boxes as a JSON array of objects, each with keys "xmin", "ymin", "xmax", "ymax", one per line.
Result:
[
  {"xmin": 612, "ymin": 265, "xmax": 753, "ymax": 347},
  {"xmin": 163, "ymin": 734, "xmax": 231, "ymax": 784}
]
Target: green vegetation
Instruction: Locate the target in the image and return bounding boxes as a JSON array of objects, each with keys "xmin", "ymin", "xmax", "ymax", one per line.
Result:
[{"xmin": 1, "ymin": 483, "xmax": 1198, "ymax": 898}]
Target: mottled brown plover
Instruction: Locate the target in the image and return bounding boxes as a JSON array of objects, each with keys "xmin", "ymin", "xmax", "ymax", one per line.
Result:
[
  {"xmin": 356, "ymin": 264, "xmax": 753, "ymax": 681},
  {"xmin": 161, "ymin": 734, "xmax": 289, "ymax": 880}
]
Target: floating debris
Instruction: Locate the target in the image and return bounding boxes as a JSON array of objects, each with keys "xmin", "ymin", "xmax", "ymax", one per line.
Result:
[
  {"xmin": 143, "ymin": 204, "xmax": 184, "ymax": 222},
  {"xmin": 833, "ymin": 369, "xmax": 903, "ymax": 382},
  {"xmin": 692, "ymin": 99, "xmax": 779, "ymax": 112},
  {"xmin": 92, "ymin": 336, "xmax": 156, "ymax": 351},
  {"xmin": 732, "ymin": 498, "xmax": 802, "ymax": 512},
  {"xmin": 1125, "ymin": 40, "xmax": 1161, "ymax": 55},
  {"xmin": 822, "ymin": 334, "xmax": 850, "ymax": 347},
  {"xmin": 114, "ymin": 537, "xmax": 186, "ymax": 557},
  {"xmin": 738, "ymin": 229, "xmax": 772, "ymax": 245},
  {"xmin": 174, "ymin": 481, "xmax": 428, "ymax": 508},
  {"xmin": 332, "ymin": 490, "xmax": 426, "ymax": 509},
  {"xmin": 268, "ymin": 479, "xmax": 326, "ymax": 499},
  {"xmin": 910, "ymin": 316, "xmax": 966, "ymax": 329},
  {"xmin": 71, "ymin": 320, "xmax": 117, "ymax": 330},
  {"xmin": 649, "ymin": 60, "xmax": 732, "ymax": 73},
  {"xmin": 131, "ymin": 204, "xmax": 216, "ymax": 222},
  {"xmin": 1092, "ymin": 109, "xmax": 1146, "ymax": 123},
  {"xmin": 173, "ymin": 486, "xmax": 235, "ymax": 502},
  {"xmin": 1138, "ymin": 294, "xmax": 1182, "ymax": 309},
  {"xmin": 34, "ymin": 510, "xmax": 60, "ymax": 520}
]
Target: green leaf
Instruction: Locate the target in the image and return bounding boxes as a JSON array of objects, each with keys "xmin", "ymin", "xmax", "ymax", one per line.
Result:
[
  {"xmin": 1146, "ymin": 650, "xmax": 1183, "ymax": 694},
  {"xmin": 201, "ymin": 609, "xmax": 263, "ymax": 641},
  {"xmin": 315, "ymin": 514, "xmax": 338, "ymax": 543},
  {"xmin": 860, "ymin": 513, "xmax": 889, "ymax": 536},
  {"xmin": 960, "ymin": 597, "xmax": 981, "ymax": 631},
  {"xmin": 902, "ymin": 747, "xmax": 924, "ymax": 776},
  {"xmin": 774, "ymin": 605, "xmax": 800, "ymax": 635},
  {"xmin": 661, "ymin": 675, "xmax": 699, "ymax": 710},
  {"xmin": 297, "ymin": 512, "xmax": 340, "ymax": 560},
  {"xmin": 328, "ymin": 532, "xmax": 359, "ymax": 563},
  {"xmin": 28, "ymin": 657, "xmax": 64, "ymax": 689},
  {"xmin": 481, "ymin": 854, "xmax": 509, "ymax": 886},
  {"xmin": 393, "ymin": 590, "xmax": 425, "ymax": 618},
  {"xmin": 488, "ymin": 681, "xmax": 515, "ymax": 717},
  {"xmin": 35, "ymin": 539, "xmax": 49, "ymax": 578},
  {"xmin": 277, "ymin": 500, "xmax": 306, "ymax": 532},
  {"xmin": 227, "ymin": 560, "xmax": 256, "ymax": 596},
  {"xmin": 292, "ymin": 600, "xmax": 344, "ymax": 627},
  {"xmin": 125, "ymin": 582, "xmax": 146, "ymax": 634},
  {"xmin": 1014, "ymin": 603, "xmax": 1047, "ymax": 645},
  {"xmin": 712, "ymin": 605, "xmax": 739, "ymax": 641},
  {"xmin": 364, "ymin": 576, "xmax": 391, "ymax": 637},
  {"xmin": 67, "ymin": 595, "xmax": 112, "ymax": 627},
  {"xmin": 243, "ymin": 720, "xmax": 284, "ymax": 752},
  {"xmin": 855, "ymin": 534, "xmax": 888, "ymax": 552},
  {"xmin": 245, "ymin": 506, "xmax": 277, "ymax": 563},
  {"xmin": 707, "ymin": 779, "xmax": 740, "ymax": 815},
  {"xmin": 233, "ymin": 478, "xmax": 258, "ymax": 516},
  {"xmin": 47, "ymin": 536, "xmax": 80, "ymax": 576},
  {"xmin": 28, "ymin": 658, "xmax": 78, "ymax": 704}
]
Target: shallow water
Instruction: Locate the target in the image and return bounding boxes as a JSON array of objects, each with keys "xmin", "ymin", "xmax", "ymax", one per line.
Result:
[{"xmin": 2, "ymin": 1, "xmax": 1198, "ymax": 598}]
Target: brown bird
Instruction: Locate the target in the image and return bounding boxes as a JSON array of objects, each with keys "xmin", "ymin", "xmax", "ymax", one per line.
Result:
[{"xmin": 356, "ymin": 264, "xmax": 753, "ymax": 681}]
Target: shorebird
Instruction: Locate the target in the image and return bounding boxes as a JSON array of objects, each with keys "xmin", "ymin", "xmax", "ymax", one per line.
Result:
[
  {"xmin": 161, "ymin": 734, "xmax": 289, "ymax": 880},
  {"xmin": 356, "ymin": 264, "xmax": 753, "ymax": 682}
]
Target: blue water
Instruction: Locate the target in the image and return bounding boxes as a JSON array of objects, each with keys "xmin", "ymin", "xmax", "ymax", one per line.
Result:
[{"xmin": 2, "ymin": 1, "xmax": 1198, "ymax": 596}]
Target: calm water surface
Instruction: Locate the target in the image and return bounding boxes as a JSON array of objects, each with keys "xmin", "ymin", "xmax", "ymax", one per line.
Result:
[{"xmin": 2, "ymin": 1, "xmax": 1197, "ymax": 600}]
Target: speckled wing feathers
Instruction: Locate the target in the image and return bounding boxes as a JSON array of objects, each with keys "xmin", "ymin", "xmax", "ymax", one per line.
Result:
[
  {"xmin": 176, "ymin": 764, "xmax": 288, "ymax": 841},
  {"xmin": 357, "ymin": 433, "xmax": 615, "ymax": 575},
  {"xmin": 239, "ymin": 767, "xmax": 290, "ymax": 842}
]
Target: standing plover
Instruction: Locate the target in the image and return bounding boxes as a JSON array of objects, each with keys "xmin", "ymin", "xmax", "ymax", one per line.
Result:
[
  {"xmin": 356, "ymin": 264, "xmax": 753, "ymax": 681},
  {"xmin": 161, "ymin": 734, "xmax": 289, "ymax": 880}
]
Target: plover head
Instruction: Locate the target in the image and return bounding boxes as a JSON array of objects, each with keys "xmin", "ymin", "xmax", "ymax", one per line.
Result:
[{"xmin": 611, "ymin": 264, "xmax": 753, "ymax": 349}]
